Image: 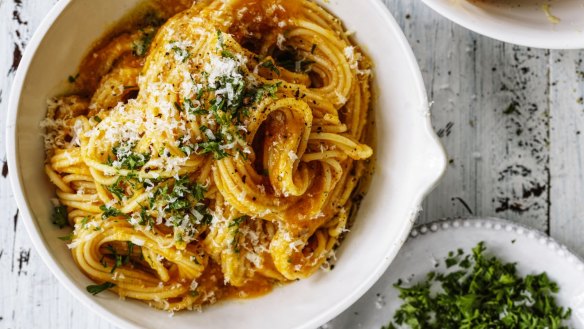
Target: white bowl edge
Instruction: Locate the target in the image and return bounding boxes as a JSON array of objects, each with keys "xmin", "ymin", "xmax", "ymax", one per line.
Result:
[{"xmin": 5, "ymin": 0, "xmax": 448, "ymax": 328}]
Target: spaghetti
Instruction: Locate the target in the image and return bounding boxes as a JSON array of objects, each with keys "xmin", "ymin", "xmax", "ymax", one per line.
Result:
[{"xmin": 43, "ymin": 0, "xmax": 373, "ymax": 311}]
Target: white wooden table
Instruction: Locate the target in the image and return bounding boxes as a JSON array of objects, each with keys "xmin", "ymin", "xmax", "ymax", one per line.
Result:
[{"xmin": 1, "ymin": 0, "xmax": 583, "ymax": 328}]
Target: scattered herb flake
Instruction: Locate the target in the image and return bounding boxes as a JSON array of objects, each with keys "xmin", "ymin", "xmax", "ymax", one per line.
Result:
[
  {"xmin": 57, "ymin": 232, "xmax": 74, "ymax": 241},
  {"xmin": 260, "ymin": 60, "xmax": 281, "ymax": 75},
  {"xmin": 52, "ymin": 205, "xmax": 68, "ymax": 228},
  {"xmin": 86, "ymin": 282, "xmax": 116, "ymax": 295},
  {"xmin": 68, "ymin": 73, "xmax": 79, "ymax": 83}
]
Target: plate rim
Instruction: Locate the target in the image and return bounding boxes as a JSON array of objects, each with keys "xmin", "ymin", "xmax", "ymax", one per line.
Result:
[
  {"xmin": 422, "ymin": 0, "xmax": 584, "ymax": 50},
  {"xmin": 409, "ymin": 217, "xmax": 584, "ymax": 270}
]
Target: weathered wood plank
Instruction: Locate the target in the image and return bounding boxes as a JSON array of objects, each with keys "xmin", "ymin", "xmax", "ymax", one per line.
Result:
[
  {"xmin": 549, "ymin": 50, "xmax": 584, "ymax": 257},
  {"xmin": 0, "ymin": 0, "xmax": 116, "ymax": 328},
  {"xmin": 382, "ymin": 0, "xmax": 550, "ymax": 232}
]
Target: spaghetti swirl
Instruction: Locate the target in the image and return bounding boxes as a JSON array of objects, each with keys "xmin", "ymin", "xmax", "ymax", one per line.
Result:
[{"xmin": 43, "ymin": 0, "xmax": 373, "ymax": 311}]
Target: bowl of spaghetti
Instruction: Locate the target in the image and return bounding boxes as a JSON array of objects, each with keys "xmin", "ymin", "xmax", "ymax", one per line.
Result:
[{"xmin": 6, "ymin": 0, "xmax": 446, "ymax": 328}]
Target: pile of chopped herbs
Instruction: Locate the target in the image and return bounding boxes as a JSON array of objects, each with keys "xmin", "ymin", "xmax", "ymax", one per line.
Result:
[{"xmin": 384, "ymin": 242, "xmax": 572, "ymax": 329}]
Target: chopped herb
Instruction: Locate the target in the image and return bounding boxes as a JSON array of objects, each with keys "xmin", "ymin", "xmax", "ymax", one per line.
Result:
[
  {"xmin": 57, "ymin": 232, "xmax": 74, "ymax": 241},
  {"xmin": 216, "ymin": 29, "xmax": 225, "ymax": 49},
  {"xmin": 229, "ymin": 215, "xmax": 248, "ymax": 228},
  {"xmin": 196, "ymin": 87, "xmax": 205, "ymax": 100},
  {"xmin": 100, "ymin": 205, "xmax": 124, "ymax": 219},
  {"xmin": 93, "ymin": 116, "xmax": 102, "ymax": 123},
  {"xmin": 503, "ymin": 102, "xmax": 520, "ymax": 115},
  {"xmin": 86, "ymin": 282, "xmax": 116, "ymax": 295},
  {"xmin": 278, "ymin": 57, "xmax": 315, "ymax": 73},
  {"xmin": 124, "ymin": 241, "xmax": 134, "ymax": 265},
  {"xmin": 138, "ymin": 207, "xmax": 154, "ymax": 227},
  {"xmin": 385, "ymin": 242, "xmax": 572, "ymax": 329},
  {"xmin": 142, "ymin": 11, "xmax": 164, "ymax": 27},
  {"xmin": 260, "ymin": 60, "xmax": 281, "ymax": 75},
  {"xmin": 183, "ymin": 98, "xmax": 207, "ymax": 115},
  {"xmin": 68, "ymin": 73, "xmax": 79, "ymax": 83},
  {"xmin": 311, "ymin": 44, "xmax": 317, "ymax": 54},
  {"xmin": 221, "ymin": 49, "xmax": 236, "ymax": 59},
  {"xmin": 191, "ymin": 183, "xmax": 207, "ymax": 201},
  {"xmin": 109, "ymin": 144, "xmax": 150, "ymax": 170},
  {"xmin": 106, "ymin": 244, "xmax": 122, "ymax": 273},
  {"xmin": 229, "ymin": 215, "xmax": 249, "ymax": 253},
  {"xmin": 196, "ymin": 141, "xmax": 229, "ymax": 159},
  {"xmin": 132, "ymin": 30, "xmax": 155, "ymax": 57},
  {"xmin": 51, "ymin": 205, "xmax": 68, "ymax": 228},
  {"xmin": 254, "ymin": 82, "xmax": 281, "ymax": 103},
  {"xmin": 195, "ymin": 205, "xmax": 213, "ymax": 225},
  {"xmin": 171, "ymin": 44, "xmax": 190, "ymax": 62},
  {"xmin": 106, "ymin": 182, "xmax": 125, "ymax": 201},
  {"xmin": 144, "ymin": 176, "xmax": 213, "ymax": 242}
]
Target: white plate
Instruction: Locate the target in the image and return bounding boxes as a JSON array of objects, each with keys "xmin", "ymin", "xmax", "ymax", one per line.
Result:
[
  {"xmin": 422, "ymin": 0, "xmax": 584, "ymax": 49},
  {"xmin": 328, "ymin": 218, "xmax": 584, "ymax": 328},
  {"xmin": 5, "ymin": 0, "xmax": 447, "ymax": 328}
]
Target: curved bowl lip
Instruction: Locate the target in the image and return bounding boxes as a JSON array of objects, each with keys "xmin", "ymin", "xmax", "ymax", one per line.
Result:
[
  {"xmin": 5, "ymin": 0, "xmax": 447, "ymax": 328},
  {"xmin": 422, "ymin": 0, "xmax": 584, "ymax": 50}
]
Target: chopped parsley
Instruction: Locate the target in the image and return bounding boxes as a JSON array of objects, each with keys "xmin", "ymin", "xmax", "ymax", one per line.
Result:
[
  {"xmin": 196, "ymin": 140, "xmax": 229, "ymax": 159},
  {"xmin": 254, "ymin": 82, "xmax": 281, "ymax": 103},
  {"xmin": 216, "ymin": 29, "xmax": 226, "ymax": 49},
  {"xmin": 106, "ymin": 182, "xmax": 125, "ymax": 201},
  {"xmin": 51, "ymin": 205, "xmax": 68, "ymax": 228},
  {"xmin": 100, "ymin": 205, "xmax": 124, "ymax": 219},
  {"xmin": 108, "ymin": 143, "xmax": 150, "ymax": 170},
  {"xmin": 171, "ymin": 43, "xmax": 191, "ymax": 62},
  {"xmin": 106, "ymin": 244, "xmax": 122, "ymax": 273},
  {"xmin": 221, "ymin": 49, "xmax": 236, "ymax": 59},
  {"xmin": 276, "ymin": 49, "xmax": 315, "ymax": 73},
  {"xmin": 385, "ymin": 242, "xmax": 572, "ymax": 329},
  {"xmin": 229, "ymin": 215, "xmax": 249, "ymax": 253},
  {"xmin": 142, "ymin": 176, "xmax": 212, "ymax": 243},
  {"xmin": 260, "ymin": 60, "xmax": 281, "ymax": 76},
  {"xmin": 57, "ymin": 232, "xmax": 74, "ymax": 241},
  {"xmin": 67, "ymin": 73, "xmax": 79, "ymax": 83},
  {"xmin": 132, "ymin": 29, "xmax": 155, "ymax": 57},
  {"xmin": 125, "ymin": 241, "xmax": 135, "ymax": 265},
  {"xmin": 106, "ymin": 175, "xmax": 138, "ymax": 201},
  {"xmin": 141, "ymin": 11, "xmax": 164, "ymax": 27},
  {"xmin": 503, "ymin": 101, "xmax": 520, "ymax": 115},
  {"xmin": 229, "ymin": 215, "xmax": 248, "ymax": 228},
  {"xmin": 86, "ymin": 282, "xmax": 116, "ymax": 295},
  {"xmin": 176, "ymin": 97, "xmax": 208, "ymax": 116}
]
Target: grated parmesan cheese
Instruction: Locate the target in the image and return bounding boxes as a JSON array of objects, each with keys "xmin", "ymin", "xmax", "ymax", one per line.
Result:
[{"xmin": 288, "ymin": 150, "xmax": 299, "ymax": 161}]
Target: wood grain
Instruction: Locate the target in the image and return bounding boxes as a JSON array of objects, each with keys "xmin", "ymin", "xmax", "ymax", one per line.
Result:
[
  {"xmin": 0, "ymin": 0, "xmax": 115, "ymax": 328},
  {"xmin": 549, "ymin": 50, "xmax": 584, "ymax": 256},
  {"xmin": 383, "ymin": 0, "xmax": 551, "ymax": 232},
  {"xmin": 0, "ymin": 0, "xmax": 582, "ymax": 328}
]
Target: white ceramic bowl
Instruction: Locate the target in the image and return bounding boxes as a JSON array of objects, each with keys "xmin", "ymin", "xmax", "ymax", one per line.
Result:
[
  {"xmin": 6, "ymin": 1, "xmax": 447, "ymax": 328},
  {"xmin": 423, "ymin": 0, "xmax": 584, "ymax": 49}
]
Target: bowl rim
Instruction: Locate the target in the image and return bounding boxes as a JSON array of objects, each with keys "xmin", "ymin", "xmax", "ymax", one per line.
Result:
[
  {"xmin": 422, "ymin": 0, "xmax": 584, "ymax": 50},
  {"xmin": 5, "ymin": 0, "xmax": 447, "ymax": 328}
]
